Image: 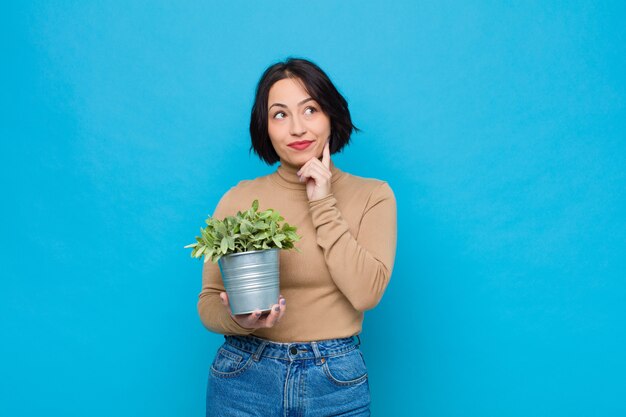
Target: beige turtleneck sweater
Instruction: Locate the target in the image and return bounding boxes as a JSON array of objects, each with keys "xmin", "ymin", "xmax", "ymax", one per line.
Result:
[{"xmin": 197, "ymin": 160, "xmax": 397, "ymax": 342}]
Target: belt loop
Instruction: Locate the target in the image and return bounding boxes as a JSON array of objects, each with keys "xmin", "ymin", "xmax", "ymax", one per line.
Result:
[
  {"xmin": 353, "ymin": 334, "xmax": 361, "ymax": 348},
  {"xmin": 252, "ymin": 340, "xmax": 268, "ymax": 362},
  {"xmin": 311, "ymin": 341, "xmax": 324, "ymax": 366}
]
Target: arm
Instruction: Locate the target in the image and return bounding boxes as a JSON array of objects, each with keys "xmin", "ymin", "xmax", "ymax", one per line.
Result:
[
  {"xmin": 308, "ymin": 182, "xmax": 397, "ymax": 312},
  {"xmin": 197, "ymin": 188, "xmax": 255, "ymax": 335}
]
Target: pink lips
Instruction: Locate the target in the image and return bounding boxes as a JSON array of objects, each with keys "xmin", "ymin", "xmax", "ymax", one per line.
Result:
[{"xmin": 288, "ymin": 141, "xmax": 313, "ymax": 150}]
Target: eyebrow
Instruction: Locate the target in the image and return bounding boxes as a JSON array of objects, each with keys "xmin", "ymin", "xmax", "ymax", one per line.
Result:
[{"xmin": 269, "ymin": 97, "xmax": 316, "ymax": 110}]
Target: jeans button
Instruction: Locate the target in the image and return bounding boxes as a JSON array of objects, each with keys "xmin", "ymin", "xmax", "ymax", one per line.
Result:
[{"xmin": 289, "ymin": 346, "xmax": 297, "ymax": 355}]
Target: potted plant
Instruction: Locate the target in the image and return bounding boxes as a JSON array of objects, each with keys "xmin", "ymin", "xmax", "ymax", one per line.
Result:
[{"xmin": 185, "ymin": 199, "xmax": 301, "ymax": 315}]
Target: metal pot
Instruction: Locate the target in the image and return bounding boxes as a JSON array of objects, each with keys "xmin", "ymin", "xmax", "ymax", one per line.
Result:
[{"xmin": 217, "ymin": 248, "xmax": 280, "ymax": 315}]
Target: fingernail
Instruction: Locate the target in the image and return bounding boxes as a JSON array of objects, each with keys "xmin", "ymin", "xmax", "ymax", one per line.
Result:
[
  {"xmin": 255, "ymin": 312, "xmax": 261, "ymax": 316},
  {"xmin": 281, "ymin": 298, "xmax": 286, "ymax": 305},
  {"xmin": 274, "ymin": 306, "xmax": 280, "ymax": 312}
]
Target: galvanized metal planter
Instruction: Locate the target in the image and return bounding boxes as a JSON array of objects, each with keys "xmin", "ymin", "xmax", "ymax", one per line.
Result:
[{"xmin": 217, "ymin": 248, "xmax": 280, "ymax": 315}]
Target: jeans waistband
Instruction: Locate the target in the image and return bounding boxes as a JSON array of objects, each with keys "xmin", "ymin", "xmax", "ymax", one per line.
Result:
[{"xmin": 224, "ymin": 334, "xmax": 362, "ymax": 364}]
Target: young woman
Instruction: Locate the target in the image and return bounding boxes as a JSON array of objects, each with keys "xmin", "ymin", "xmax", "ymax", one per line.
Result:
[{"xmin": 198, "ymin": 57, "xmax": 397, "ymax": 416}]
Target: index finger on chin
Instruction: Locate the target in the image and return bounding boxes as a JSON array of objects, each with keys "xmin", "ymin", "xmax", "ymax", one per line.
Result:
[{"xmin": 322, "ymin": 139, "xmax": 331, "ymax": 168}]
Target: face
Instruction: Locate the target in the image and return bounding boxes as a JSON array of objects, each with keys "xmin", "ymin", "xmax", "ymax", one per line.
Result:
[{"xmin": 267, "ymin": 77, "xmax": 331, "ymax": 168}]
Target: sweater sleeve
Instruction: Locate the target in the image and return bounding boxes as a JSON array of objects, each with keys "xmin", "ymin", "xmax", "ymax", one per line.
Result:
[
  {"xmin": 197, "ymin": 188, "xmax": 256, "ymax": 336},
  {"xmin": 308, "ymin": 182, "xmax": 397, "ymax": 312}
]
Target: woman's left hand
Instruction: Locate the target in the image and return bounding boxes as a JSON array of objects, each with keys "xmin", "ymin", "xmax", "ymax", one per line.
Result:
[{"xmin": 297, "ymin": 138, "xmax": 332, "ymax": 201}]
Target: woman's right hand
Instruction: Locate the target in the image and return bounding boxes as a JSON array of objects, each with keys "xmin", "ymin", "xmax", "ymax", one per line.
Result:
[{"xmin": 219, "ymin": 292, "xmax": 286, "ymax": 329}]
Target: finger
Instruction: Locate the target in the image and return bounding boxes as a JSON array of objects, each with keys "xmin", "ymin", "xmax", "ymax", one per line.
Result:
[
  {"xmin": 307, "ymin": 163, "xmax": 331, "ymax": 179},
  {"xmin": 322, "ymin": 138, "xmax": 330, "ymax": 169},
  {"xmin": 300, "ymin": 164, "xmax": 330, "ymax": 184},
  {"xmin": 220, "ymin": 292, "xmax": 231, "ymax": 312},
  {"xmin": 265, "ymin": 303, "xmax": 282, "ymax": 327},
  {"xmin": 276, "ymin": 297, "xmax": 287, "ymax": 324},
  {"xmin": 305, "ymin": 156, "xmax": 330, "ymax": 175},
  {"xmin": 296, "ymin": 160, "xmax": 313, "ymax": 179},
  {"xmin": 297, "ymin": 156, "xmax": 325, "ymax": 178},
  {"xmin": 298, "ymin": 161, "xmax": 326, "ymax": 179},
  {"xmin": 239, "ymin": 309, "xmax": 263, "ymax": 327}
]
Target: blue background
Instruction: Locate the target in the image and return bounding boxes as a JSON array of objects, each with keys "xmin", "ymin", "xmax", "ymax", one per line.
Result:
[{"xmin": 3, "ymin": 1, "xmax": 625, "ymax": 416}]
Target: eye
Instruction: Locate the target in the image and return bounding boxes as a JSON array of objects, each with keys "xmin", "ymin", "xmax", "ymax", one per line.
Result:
[
  {"xmin": 273, "ymin": 111, "xmax": 286, "ymax": 120},
  {"xmin": 304, "ymin": 106, "xmax": 317, "ymax": 116}
]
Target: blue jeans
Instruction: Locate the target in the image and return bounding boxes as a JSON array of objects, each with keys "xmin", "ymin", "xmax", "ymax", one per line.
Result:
[{"xmin": 206, "ymin": 334, "xmax": 371, "ymax": 417}]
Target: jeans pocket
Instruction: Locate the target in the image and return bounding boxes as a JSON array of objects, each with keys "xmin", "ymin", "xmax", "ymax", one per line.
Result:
[
  {"xmin": 210, "ymin": 344, "xmax": 254, "ymax": 378},
  {"xmin": 322, "ymin": 348, "xmax": 368, "ymax": 387}
]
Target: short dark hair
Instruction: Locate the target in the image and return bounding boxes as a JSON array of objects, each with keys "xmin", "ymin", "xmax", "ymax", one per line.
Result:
[{"xmin": 249, "ymin": 57, "xmax": 360, "ymax": 165}]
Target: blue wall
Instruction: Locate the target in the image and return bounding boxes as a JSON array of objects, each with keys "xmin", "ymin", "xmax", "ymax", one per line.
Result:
[{"xmin": 3, "ymin": 1, "xmax": 625, "ymax": 416}]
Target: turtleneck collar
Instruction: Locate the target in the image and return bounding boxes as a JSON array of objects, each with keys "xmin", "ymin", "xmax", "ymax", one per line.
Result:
[{"xmin": 270, "ymin": 159, "xmax": 345, "ymax": 191}]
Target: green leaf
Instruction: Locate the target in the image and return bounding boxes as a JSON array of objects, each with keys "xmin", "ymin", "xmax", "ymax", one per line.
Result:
[
  {"xmin": 220, "ymin": 237, "xmax": 228, "ymax": 253},
  {"xmin": 252, "ymin": 199, "xmax": 259, "ymax": 212},
  {"xmin": 216, "ymin": 221, "xmax": 227, "ymax": 236},
  {"xmin": 194, "ymin": 246, "xmax": 205, "ymax": 258},
  {"xmin": 272, "ymin": 236, "xmax": 283, "ymax": 248},
  {"xmin": 254, "ymin": 221, "xmax": 268, "ymax": 229},
  {"xmin": 201, "ymin": 227, "xmax": 213, "ymax": 243}
]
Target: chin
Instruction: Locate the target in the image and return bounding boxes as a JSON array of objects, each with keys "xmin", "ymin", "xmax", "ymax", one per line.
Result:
[
  {"xmin": 294, "ymin": 157, "xmax": 309, "ymax": 166},
  {"xmin": 282, "ymin": 148, "xmax": 320, "ymax": 166}
]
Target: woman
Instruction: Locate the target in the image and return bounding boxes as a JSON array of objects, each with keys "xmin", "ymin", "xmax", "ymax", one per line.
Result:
[{"xmin": 198, "ymin": 57, "xmax": 397, "ymax": 416}]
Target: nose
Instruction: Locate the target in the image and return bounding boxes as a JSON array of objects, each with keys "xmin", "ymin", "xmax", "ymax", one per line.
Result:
[{"xmin": 289, "ymin": 114, "xmax": 307, "ymax": 137}]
